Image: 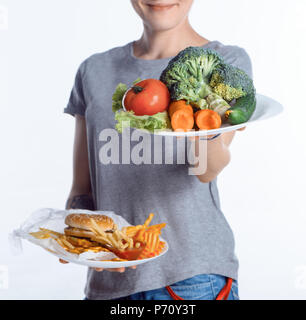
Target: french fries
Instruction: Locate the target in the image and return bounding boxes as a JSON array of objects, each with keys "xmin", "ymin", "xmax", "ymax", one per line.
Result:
[
  {"xmin": 89, "ymin": 220, "xmax": 133, "ymax": 251},
  {"xmin": 30, "ymin": 228, "xmax": 62, "ymax": 240},
  {"xmin": 131, "ymin": 217, "xmax": 166, "ymax": 259},
  {"xmin": 121, "ymin": 225, "xmax": 143, "ymax": 237},
  {"xmin": 143, "ymin": 213, "xmax": 154, "ymax": 227},
  {"xmin": 30, "ymin": 228, "xmax": 111, "ymax": 254},
  {"xmin": 30, "ymin": 213, "xmax": 166, "ymax": 260}
]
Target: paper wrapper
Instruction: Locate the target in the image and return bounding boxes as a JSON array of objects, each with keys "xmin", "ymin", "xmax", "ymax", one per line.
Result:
[{"xmin": 10, "ymin": 208, "xmax": 132, "ymax": 261}]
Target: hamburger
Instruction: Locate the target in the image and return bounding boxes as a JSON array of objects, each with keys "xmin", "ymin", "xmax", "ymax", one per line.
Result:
[
  {"xmin": 64, "ymin": 213, "xmax": 117, "ymax": 239},
  {"xmin": 63, "ymin": 213, "xmax": 146, "ymax": 259}
]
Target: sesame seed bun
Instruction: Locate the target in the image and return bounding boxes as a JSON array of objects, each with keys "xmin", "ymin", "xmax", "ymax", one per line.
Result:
[{"xmin": 64, "ymin": 214, "xmax": 116, "ymax": 238}]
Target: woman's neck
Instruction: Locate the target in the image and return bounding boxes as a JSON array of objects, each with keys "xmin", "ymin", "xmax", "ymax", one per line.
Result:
[{"xmin": 133, "ymin": 18, "xmax": 209, "ymax": 60}]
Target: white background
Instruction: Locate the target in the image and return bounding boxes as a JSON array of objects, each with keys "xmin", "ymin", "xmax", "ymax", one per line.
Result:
[{"xmin": 1, "ymin": 0, "xmax": 306, "ymax": 300}]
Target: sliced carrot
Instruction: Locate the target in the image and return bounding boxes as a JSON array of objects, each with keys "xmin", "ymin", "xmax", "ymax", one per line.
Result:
[
  {"xmin": 168, "ymin": 100, "xmax": 193, "ymax": 118},
  {"xmin": 194, "ymin": 109, "xmax": 222, "ymax": 130},
  {"xmin": 168, "ymin": 100, "xmax": 194, "ymax": 131},
  {"xmin": 171, "ymin": 109, "xmax": 194, "ymax": 132}
]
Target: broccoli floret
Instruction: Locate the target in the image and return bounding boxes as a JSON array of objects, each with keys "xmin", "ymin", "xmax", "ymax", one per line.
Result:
[
  {"xmin": 160, "ymin": 47, "xmax": 224, "ymax": 107},
  {"xmin": 160, "ymin": 46, "xmax": 256, "ymax": 124},
  {"xmin": 210, "ymin": 64, "xmax": 254, "ymax": 102},
  {"xmin": 206, "ymin": 93, "xmax": 231, "ymax": 117}
]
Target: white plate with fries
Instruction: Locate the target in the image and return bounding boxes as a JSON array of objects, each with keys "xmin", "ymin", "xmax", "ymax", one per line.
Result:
[
  {"xmin": 11, "ymin": 208, "xmax": 168, "ymax": 268},
  {"xmin": 54, "ymin": 239, "xmax": 168, "ymax": 268}
]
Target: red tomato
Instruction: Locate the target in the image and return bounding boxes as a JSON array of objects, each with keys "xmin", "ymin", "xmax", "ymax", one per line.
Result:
[{"xmin": 124, "ymin": 79, "xmax": 170, "ymax": 116}]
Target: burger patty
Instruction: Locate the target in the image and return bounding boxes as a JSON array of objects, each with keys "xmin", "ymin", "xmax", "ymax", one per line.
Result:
[{"xmin": 64, "ymin": 226, "xmax": 114, "ymax": 239}]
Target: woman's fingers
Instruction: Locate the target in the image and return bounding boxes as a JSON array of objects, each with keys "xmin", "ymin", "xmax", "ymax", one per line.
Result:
[
  {"xmin": 93, "ymin": 266, "xmax": 137, "ymax": 272},
  {"xmin": 60, "ymin": 259, "xmax": 136, "ymax": 272},
  {"xmin": 94, "ymin": 267, "xmax": 125, "ymax": 272},
  {"xmin": 109, "ymin": 267, "xmax": 126, "ymax": 272},
  {"xmin": 237, "ymin": 127, "xmax": 246, "ymax": 131},
  {"xmin": 59, "ymin": 259, "xmax": 69, "ymax": 264}
]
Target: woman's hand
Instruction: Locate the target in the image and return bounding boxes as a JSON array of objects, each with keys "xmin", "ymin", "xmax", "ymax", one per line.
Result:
[
  {"xmin": 59, "ymin": 259, "xmax": 137, "ymax": 272},
  {"xmin": 191, "ymin": 126, "xmax": 246, "ymax": 182}
]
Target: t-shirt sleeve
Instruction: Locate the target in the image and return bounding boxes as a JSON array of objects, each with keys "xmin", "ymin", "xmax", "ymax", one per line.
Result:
[
  {"xmin": 230, "ymin": 47, "xmax": 253, "ymax": 79},
  {"xmin": 64, "ymin": 63, "xmax": 87, "ymax": 116}
]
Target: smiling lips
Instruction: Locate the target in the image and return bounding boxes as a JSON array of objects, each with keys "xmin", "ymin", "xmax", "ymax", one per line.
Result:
[{"xmin": 147, "ymin": 3, "xmax": 177, "ymax": 11}]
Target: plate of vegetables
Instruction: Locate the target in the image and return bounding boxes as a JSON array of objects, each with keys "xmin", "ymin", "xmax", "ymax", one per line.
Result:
[{"xmin": 112, "ymin": 47, "xmax": 283, "ymax": 136}]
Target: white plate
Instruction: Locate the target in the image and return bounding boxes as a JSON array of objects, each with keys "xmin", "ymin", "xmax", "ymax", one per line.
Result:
[
  {"xmin": 140, "ymin": 94, "xmax": 283, "ymax": 137},
  {"xmin": 51, "ymin": 240, "xmax": 168, "ymax": 268},
  {"xmin": 11, "ymin": 208, "xmax": 169, "ymax": 269}
]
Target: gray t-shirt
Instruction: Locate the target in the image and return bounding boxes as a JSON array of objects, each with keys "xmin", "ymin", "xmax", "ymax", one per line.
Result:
[{"xmin": 64, "ymin": 40, "xmax": 252, "ymax": 300}]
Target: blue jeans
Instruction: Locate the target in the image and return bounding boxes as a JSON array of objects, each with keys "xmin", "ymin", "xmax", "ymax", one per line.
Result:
[{"xmin": 85, "ymin": 274, "xmax": 239, "ymax": 300}]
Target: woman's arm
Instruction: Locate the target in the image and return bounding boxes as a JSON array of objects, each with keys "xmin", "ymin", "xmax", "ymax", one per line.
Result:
[
  {"xmin": 65, "ymin": 114, "xmax": 94, "ymax": 210},
  {"xmin": 62, "ymin": 115, "xmax": 133, "ymax": 272},
  {"xmin": 63, "ymin": 116, "xmax": 136, "ymax": 272}
]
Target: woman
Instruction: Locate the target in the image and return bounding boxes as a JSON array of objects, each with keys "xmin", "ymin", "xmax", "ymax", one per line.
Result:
[{"xmin": 61, "ymin": 0, "xmax": 251, "ymax": 300}]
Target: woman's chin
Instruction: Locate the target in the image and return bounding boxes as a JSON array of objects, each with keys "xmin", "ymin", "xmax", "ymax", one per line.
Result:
[{"xmin": 144, "ymin": 19, "xmax": 182, "ymax": 32}]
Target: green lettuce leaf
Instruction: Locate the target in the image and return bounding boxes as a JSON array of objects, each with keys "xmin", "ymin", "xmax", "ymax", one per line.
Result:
[
  {"xmin": 132, "ymin": 77, "xmax": 142, "ymax": 85},
  {"xmin": 114, "ymin": 110, "xmax": 171, "ymax": 133},
  {"xmin": 112, "ymin": 83, "xmax": 128, "ymax": 112}
]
